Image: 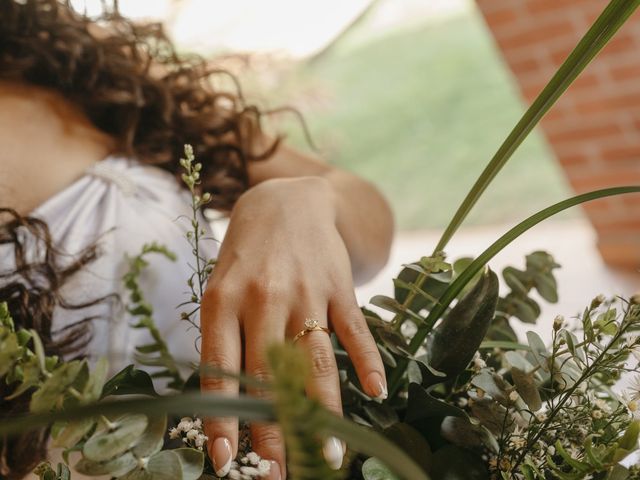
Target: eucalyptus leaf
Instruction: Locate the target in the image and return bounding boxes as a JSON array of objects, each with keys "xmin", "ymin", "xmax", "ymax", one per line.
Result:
[
  {"xmin": 362, "ymin": 457, "xmax": 401, "ymax": 480},
  {"xmin": 132, "ymin": 414, "xmax": 167, "ymax": 458},
  {"xmin": 511, "ymin": 367, "xmax": 542, "ymax": 412},
  {"xmin": 83, "ymin": 414, "xmax": 148, "ymax": 462},
  {"xmin": 502, "ymin": 267, "xmax": 528, "ymax": 296},
  {"xmin": 51, "ymin": 418, "xmax": 96, "ymax": 449},
  {"xmin": 75, "ymin": 451, "xmax": 137, "ymax": 477},
  {"xmin": 504, "ymin": 351, "xmax": 535, "ymax": 374},
  {"xmin": 30, "ymin": 361, "xmax": 84, "ymax": 413},
  {"xmin": 533, "ymin": 272, "xmax": 558, "ymax": 303},
  {"xmin": 173, "ymin": 448, "xmax": 205, "ymax": 480},
  {"xmin": 526, "ymin": 331, "xmax": 548, "ymax": 372}
]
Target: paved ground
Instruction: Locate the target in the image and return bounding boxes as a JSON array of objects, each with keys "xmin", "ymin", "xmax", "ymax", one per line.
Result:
[{"xmin": 356, "ymin": 218, "xmax": 640, "ymax": 343}]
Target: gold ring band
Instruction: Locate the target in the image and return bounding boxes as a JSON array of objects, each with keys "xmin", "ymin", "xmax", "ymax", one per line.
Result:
[{"xmin": 292, "ymin": 318, "xmax": 331, "ymax": 344}]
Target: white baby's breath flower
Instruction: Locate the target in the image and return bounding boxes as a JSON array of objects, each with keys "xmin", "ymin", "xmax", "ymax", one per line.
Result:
[
  {"xmin": 177, "ymin": 417, "xmax": 194, "ymax": 432},
  {"xmin": 246, "ymin": 452, "xmax": 260, "ymax": 466},
  {"xmin": 186, "ymin": 429, "xmax": 199, "ymax": 441},
  {"xmin": 257, "ymin": 460, "xmax": 271, "ymax": 476},
  {"xmin": 192, "ymin": 418, "xmax": 202, "ymax": 429},
  {"xmin": 592, "ymin": 410, "xmax": 603, "ymax": 419},
  {"xmin": 472, "ymin": 351, "xmax": 486, "ymax": 370},
  {"xmin": 168, "ymin": 427, "xmax": 180, "ymax": 439}
]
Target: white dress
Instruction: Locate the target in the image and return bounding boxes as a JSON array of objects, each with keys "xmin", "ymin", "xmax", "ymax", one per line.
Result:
[{"xmin": 11, "ymin": 156, "xmax": 220, "ymax": 372}]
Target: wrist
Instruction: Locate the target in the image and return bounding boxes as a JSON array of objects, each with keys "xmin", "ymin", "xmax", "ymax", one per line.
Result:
[{"xmin": 239, "ymin": 176, "xmax": 337, "ymax": 220}]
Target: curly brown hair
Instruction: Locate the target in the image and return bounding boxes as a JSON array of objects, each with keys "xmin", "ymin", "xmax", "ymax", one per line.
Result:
[
  {"xmin": 0, "ymin": 0, "xmax": 282, "ymax": 476},
  {"xmin": 0, "ymin": 0, "xmax": 280, "ymax": 211},
  {"xmin": 0, "ymin": 208, "xmax": 110, "ymax": 479}
]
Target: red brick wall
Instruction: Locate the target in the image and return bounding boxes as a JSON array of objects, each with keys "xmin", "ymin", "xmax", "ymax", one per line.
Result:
[{"xmin": 475, "ymin": 0, "xmax": 640, "ymax": 271}]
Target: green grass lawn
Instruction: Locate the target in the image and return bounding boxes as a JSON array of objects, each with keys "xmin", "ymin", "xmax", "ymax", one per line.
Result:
[{"xmin": 257, "ymin": 8, "xmax": 574, "ymax": 230}]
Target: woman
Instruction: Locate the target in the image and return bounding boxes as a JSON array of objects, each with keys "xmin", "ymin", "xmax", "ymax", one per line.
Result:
[{"xmin": 0, "ymin": 1, "xmax": 394, "ymax": 479}]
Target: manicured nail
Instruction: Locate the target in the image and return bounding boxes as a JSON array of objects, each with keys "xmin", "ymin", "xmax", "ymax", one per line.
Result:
[
  {"xmin": 366, "ymin": 371, "xmax": 388, "ymax": 401},
  {"xmin": 268, "ymin": 460, "xmax": 282, "ymax": 479},
  {"xmin": 212, "ymin": 437, "xmax": 232, "ymax": 477},
  {"xmin": 323, "ymin": 436, "xmax": 344, "ymax": 470}
]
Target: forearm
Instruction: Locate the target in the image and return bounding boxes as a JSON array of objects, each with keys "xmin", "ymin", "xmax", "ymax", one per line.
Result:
[{"xmin": 247, "ymin": 140, "xmax": 394, "ymax": 284}]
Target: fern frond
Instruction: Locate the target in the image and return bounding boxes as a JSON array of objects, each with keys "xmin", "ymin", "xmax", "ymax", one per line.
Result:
[{"xmin": 268, "ymin": 344, "xmax": 344, "ymax": 480}]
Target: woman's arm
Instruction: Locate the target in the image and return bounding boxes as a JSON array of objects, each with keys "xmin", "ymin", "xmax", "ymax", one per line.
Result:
[{"xmin": 247, "ymin": 138, "xmax": 395, "ymax": 284}]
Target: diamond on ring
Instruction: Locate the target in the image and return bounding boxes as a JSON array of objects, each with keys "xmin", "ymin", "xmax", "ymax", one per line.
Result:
[
  {"xmin": 304, "ymin": 318, "xmax": 319, "ymax": 329},
  {"xmin": 293, "ymin": 317, "xmax": 331, "ymax": 344}
]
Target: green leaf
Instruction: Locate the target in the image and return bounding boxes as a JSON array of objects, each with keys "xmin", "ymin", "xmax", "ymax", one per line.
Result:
[
  {"xmin": 405, "ymin": 383, "xmax": 468, "ymax": 423},
  {"xmin": 526, "ymin": 331, "xmax": 548, "ymax": 372},
  {"xmin": 440, "ymin": 416, "xmax": 499, "ymax": 452},
  {"xmin": 502, "ymin": 267, "xmax": 528, "ymax": 295},
  {"xmin": 430, "ymin": 445, "xmax": 488, "ymax": 480},
  {"xmin": 83, "ymin": 357, "xmax": 109, "ymax": 403},
  {"xmin": 30, "ymin": 361, "xmax": 84, "ymax": 413},
  {"xmin": 132, "ymin": 414, "xmax": 167, "ymax": 458},
  {"xmin": 102, "ymin": 365, "xmax": 158, "ymax": 398},
  {"xmin": 51, "ymin": 418, "xmax": 96, "ymax": 449},
  {"xmin": 384, "ymin": 423, "xmax": 432, "ymax": 473},
  {"xmin": 555, "ymin": 440, "xmax": 591, "ymax": 473},
  {"xmin": 75, "ymin": 451, "xmax": 137, "ymax": 477},
  {"xmin": 0, "ymin": 328, "xmax": 21, "ymax": 377},
  {"xmin": 533, "ymin": 272, "xmax": 558, "ymax": 303},
  {"xmin": 607, "ymin": 465, "xmax": 630, "ymax": 480},
  {"xmin": 5, "ymin": 355, "xmax": 42, "ymax": 400},
  {"xmin": 511, "ymin": 367, "xmax": 542, "ymax": 412},
  {"xmin": 173, "ymin": 448, "xmax": 205, "ymax": 480},
  {"xmin": 376, "ymin": 327, "xmax": 412, "ymax": 356},
  {"xmin": 618, "ymin": 421, "xmax": 640, "ymax": 450},
  {"xmin": 363, "ymin": 403, "xmax": 399, "ymax": 430},
  {"xmin": 362, "ymin": 457, "xmax": 401, "ymax": 480},
  {"xmin": 426, "ymin": 268, "xmax": 499, "ymax": 381},
  {"xmin": 504, "ymin": 351, "xmax": 535, "ymax": 373},
  {"xmin": 83, "ymin": 414, "xmax": 148, "ymax": 462}
]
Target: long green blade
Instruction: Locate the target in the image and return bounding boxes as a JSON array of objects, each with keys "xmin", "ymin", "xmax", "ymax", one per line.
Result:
[
  {"xmin": 434, "ymin": 0, "xmax": 640, "ymax": 253},
  {"xmin": 389, "ymin": 186, "xmax": 640, "ymax": 393},
  {"xmin": 320, "ymin": 411, "xmax": 431, "ymax": 480},
  {"xmin": 0, "ymin": 392, "xmax": 430, "ymax": 479}
]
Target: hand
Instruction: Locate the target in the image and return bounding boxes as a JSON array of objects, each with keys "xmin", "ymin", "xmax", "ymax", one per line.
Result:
[{"xmin": 200, "ymin": 176, "xmax": 387, "ymax": 479}]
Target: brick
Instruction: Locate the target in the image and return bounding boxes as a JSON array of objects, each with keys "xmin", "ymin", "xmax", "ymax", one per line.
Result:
[
  {"xmin": 555, "ymin": 151, "xmax": 592, "ymax": 167},
  {"xmin": 501, "ymin": 19, "xmax": 576, "ymax": 50},
  {"xmin": 575, "ymin": 91, "xmax": 640, "ymax": 116},
  {"xmin": 580, "ymin": 197, "xmax": 620, "ymax": 216},
  {"xmin": 597, "ymin": 238, "xmax": 640, "ymax": 271},
  {"xmin": 621, "ymin": 193, "xmax": 640, "ymax": 209},
  {"xmin": 599, "ymin": 33, "xmax": 637, "ymax": 58},
  {"xmin": 509, "ymin": 55, "xmax": 542, "ymax": 77},
  {"xmin": 610, "ymin": 63, "xmax": 640, "ymax": 83},
  {"xmin": 546, "ymin": 121, "xmax": 622, "ymax": 144},
  {"xmin": 483, "ymin": 7, "xmax": 520, "ymax": 31},
  {"xmin": 591, "ymin": 216, "xmax": 640, "ymax": 232},
  {"xmin": 568, "ymin": 169, "xmax": 640, "ymax": 192},
  {"xmin": 526, "ymin": 0, "xmax": 598, "ymax": 15},
  {"xmin": 600, "ymin": 144, "xmax": 640, "ymax": 163}
]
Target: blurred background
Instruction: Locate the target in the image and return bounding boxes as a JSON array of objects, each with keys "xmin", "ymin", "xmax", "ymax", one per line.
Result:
[{"xmin": 75, "ymin": 0, "xmax": 639, "ymax": 340}]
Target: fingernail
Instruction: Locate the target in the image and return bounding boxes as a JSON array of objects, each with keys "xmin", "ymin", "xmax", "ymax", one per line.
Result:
[
  {"xmin": 366, "ymin": 371, "xmax": 388, "ymax": 401},
  {"xmin": 268, "ymin": 460, "xmax": 281, "ymax": 479},
  {"xmin": 323, "ymin": 436, "xmax": 344, "ymax": 470},
  {"xmin": 212, "ymin": 437, "xmax": 233, "ymax": 477}
]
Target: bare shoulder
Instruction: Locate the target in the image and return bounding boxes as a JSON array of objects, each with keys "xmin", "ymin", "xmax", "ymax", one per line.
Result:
[{"xmin": 0, "ymin": 82, "xmax": 113, "ymax": 215}]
